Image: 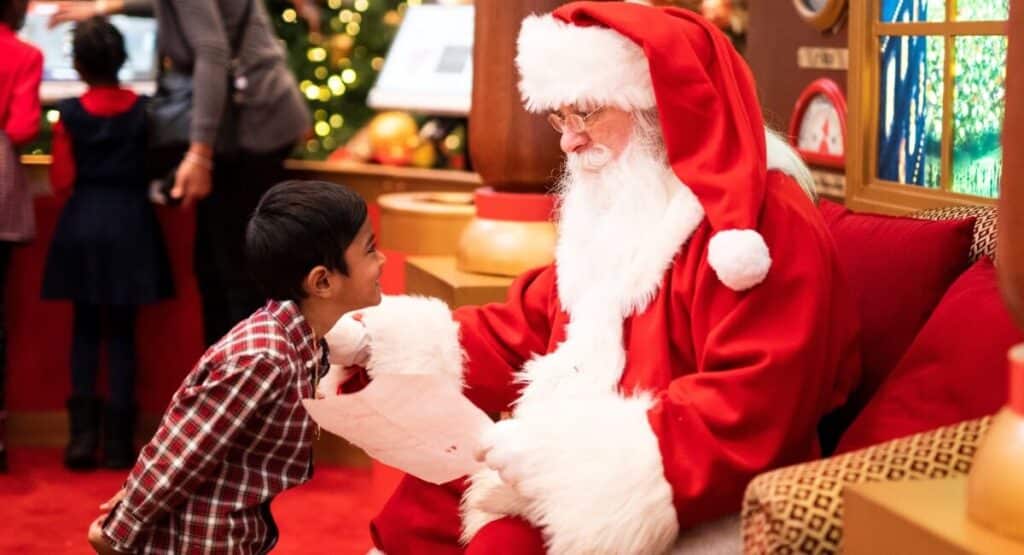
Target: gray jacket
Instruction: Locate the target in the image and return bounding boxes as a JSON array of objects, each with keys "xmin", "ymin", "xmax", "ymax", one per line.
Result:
[{"xmin": 125, "ymin": 0, "xmax": 310, "ymax": 153}]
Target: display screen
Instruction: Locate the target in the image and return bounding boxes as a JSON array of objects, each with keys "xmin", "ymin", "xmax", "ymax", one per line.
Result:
[
  {"xmin": 19, "ymin": 3, "xmax": 158, "ymax": 84},
  {"xmin": 367, "ymin": 4, "xmax": 473, "ymax": 116}
]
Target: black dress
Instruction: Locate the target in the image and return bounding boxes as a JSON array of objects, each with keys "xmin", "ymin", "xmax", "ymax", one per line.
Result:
[{"xmin": 42, "ymin": 97, "xmax": 173, "ymax": 305}]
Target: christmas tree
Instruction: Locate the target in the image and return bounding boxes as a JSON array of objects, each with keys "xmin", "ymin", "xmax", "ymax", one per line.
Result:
[{"xmin": 268, "ymin": 0, "xmax": 407, "ymax": 160}]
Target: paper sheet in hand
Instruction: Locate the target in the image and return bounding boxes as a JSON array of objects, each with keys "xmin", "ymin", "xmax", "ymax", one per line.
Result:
[{"xmin": 302, "ymin": 373, "xmax": 493, "ymax": 485}]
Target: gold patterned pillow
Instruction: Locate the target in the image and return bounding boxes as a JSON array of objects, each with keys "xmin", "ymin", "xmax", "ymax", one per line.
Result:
[
  {"xmin": 912, "ymin": 205, "xmax": 997, "ymax": 263},
  {"xmin": 742, "ymin": 417, "xmax": 991, "ymax": 554}
]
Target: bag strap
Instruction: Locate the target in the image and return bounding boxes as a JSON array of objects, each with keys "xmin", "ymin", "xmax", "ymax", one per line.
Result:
[{"xmin": 162, "ymin": 0, "xmax": 255, "ymax": 67}]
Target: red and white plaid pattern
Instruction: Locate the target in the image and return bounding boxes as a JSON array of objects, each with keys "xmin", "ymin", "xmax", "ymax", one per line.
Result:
[{"xmin": 103, "ymin": 300, "xmax": 324, "ymax": 554}]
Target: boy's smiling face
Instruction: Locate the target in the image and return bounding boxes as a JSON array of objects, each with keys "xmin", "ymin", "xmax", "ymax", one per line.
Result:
[{"xmin": 336, "ymin": 218, "xmax": 385, "ymax": 310}]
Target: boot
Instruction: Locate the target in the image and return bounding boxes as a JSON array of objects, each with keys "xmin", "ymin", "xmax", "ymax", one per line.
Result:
[
  {"xmin": 65, "ymin": 395, "xmax": 101, "ymax": 470},
  {"xmin": 102, "ymin": 404, "xmax": 136, "ymax": 469}
]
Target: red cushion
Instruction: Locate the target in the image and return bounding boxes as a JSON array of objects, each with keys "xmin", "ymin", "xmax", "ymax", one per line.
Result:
[
  {"xmin": 819, "ymin": 200, "xmax": 975, "ymax": 417},
  {"xmin": 835, "ymin": 258, "xmax": 1021, "ymax": 453}
]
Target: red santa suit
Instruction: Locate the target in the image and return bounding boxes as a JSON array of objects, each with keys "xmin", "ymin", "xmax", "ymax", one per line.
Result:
[{"xmin": 349, "ymin": 3, "xmax": 862, "ymax": 553}]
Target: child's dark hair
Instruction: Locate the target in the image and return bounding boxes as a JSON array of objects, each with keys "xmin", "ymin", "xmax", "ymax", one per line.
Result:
[
  {"xmin": 0, "ymin": 0, "xmax": 28, "ymax": 29},
  {"xmin": 72, "ymin": 17, "xmax": 127, "ymax": 85},
  {"xmin": 246, "ymin": 180, "xmax": 368, "ymax": 301}
]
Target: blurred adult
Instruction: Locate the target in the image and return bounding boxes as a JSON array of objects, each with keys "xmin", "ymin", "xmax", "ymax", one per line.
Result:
[{"xmin": 51, "ymin": 0, "xmax": 311, "ymax": 345}]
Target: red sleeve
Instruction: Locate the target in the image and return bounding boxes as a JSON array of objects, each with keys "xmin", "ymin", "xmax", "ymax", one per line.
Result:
[
  {"xmin": 453, "ymin": 265, "xmax": 558, "ymax": 414},
  {"xmin": 650, "ymin": 178, "xmax": 861, "ymax": 529},
  {"xmin": 49, "ymin": 120, "xmax": 76, "ymax": 194},
  {"xmin": 4, "ymin": 48, "xmax": 42, "ymax": 146}
]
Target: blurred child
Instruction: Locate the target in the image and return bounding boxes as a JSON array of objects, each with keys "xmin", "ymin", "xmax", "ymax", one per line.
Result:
[
  {"xmin": 41, "ymin": 17, "xmax": 173, "ymax": 470},
  {"xmin": 0, "ymin": 0, "xmax": 42, "ymax": 473},
  {"xmin": 87, "ymin": 180, "xmax": 384, "ymax": 554}
]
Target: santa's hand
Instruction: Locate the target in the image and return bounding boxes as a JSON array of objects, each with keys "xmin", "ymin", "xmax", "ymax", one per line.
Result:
[
  {"xmin": 476, "ymin": 419, "xmax": 531, "ymax": 490},
  {"xmin": 316, "ymin": 364, "xmax": 346, "ymax": 398},
  {"xmin": 325, "ymin": 313, "xmax": 371, "ymax": 367}
]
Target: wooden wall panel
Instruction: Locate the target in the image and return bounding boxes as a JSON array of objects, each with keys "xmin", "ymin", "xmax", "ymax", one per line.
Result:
[{"xmin": 745, "ymin": 4, "xmax": 849, "ymax": 140}]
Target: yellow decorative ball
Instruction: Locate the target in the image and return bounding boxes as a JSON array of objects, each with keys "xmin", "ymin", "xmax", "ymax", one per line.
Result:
[
  {"xmin": 410, "ymin": 141, "xmax": 438, "ymax": 169},
  {"xmin": 368, "ymin": 111, "xmax": 419, "ymax": 159}
]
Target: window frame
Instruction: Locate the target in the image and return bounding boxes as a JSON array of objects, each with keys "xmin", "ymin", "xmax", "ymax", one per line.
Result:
[{"xmin": 846, "ymin": 1, "xmax": 1004, "ymax": 214}]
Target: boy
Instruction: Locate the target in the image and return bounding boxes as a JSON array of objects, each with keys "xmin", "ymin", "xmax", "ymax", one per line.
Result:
[{"xmin": 88, "ymin": 180, "xmax": 385, "ymax": 554}]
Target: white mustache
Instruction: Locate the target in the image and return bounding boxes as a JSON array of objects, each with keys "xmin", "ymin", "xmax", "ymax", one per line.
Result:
[{"xmin": 569, "ymin": 144, "xmax": 615, "ymax": 173}]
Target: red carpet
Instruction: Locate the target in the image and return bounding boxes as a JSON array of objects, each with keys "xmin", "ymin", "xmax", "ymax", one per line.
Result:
[{"xmin": 0, "ymin": 448, "xmax": 375, "ymax": 554}]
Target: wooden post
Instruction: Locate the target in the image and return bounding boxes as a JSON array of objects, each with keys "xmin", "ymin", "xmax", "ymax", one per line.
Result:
[
  {"xmin": 468, "ymin": 0, "xmax": 564, "ymax": 192},
  {"xmin": 999, "ymin": 0, "xmax": 1024, "ymax": 330},
  {"xmin": 454, "ymin": 0, "xmax": 567, "ymax": 276}
]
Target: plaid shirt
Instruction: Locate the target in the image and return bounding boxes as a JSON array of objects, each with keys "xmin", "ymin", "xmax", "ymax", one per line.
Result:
[{"xmin": 103, "ymin": 300, "xmax": 326, "ymax": 554}]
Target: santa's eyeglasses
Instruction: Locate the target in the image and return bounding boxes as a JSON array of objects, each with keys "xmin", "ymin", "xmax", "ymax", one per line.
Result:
[{"xmin": 547, "ymin": 107, "xmax": 606, "ymax": 134}]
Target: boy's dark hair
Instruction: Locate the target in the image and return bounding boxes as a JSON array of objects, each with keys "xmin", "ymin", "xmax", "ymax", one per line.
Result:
[
  {"xmin": 0, "ymin": 0, "xmax": 28, "ymax": 29},
  {"xmin": 72, "ymin": 16, "xmax": 126, "ymax": 85},
  {"xmin": 246, "ymin": 180, "xmax": 368, "ymax": 301}
]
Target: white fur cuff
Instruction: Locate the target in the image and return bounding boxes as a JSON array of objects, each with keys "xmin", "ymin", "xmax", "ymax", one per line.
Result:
[
  {"xmin": 460, "ymin": 468, "xmax": 532, "ymax": 545},
  {"xmin": 359, "ymin": 295, "xmax": 464, "ymax": 392},
  {"xmin": 473, "ymin": 393, "xmax": 679, "ymax": 553}
]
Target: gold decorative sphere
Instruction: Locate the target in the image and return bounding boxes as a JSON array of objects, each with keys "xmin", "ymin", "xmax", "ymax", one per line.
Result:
[{"xmin": 368, "ymin": 111, "xmax": 419, "ymax": 162}]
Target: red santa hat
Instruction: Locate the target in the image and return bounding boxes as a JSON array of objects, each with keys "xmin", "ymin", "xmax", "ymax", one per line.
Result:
[{"xmin": 516, "ymin": 1, "xmax": 771, "ymax": 291}]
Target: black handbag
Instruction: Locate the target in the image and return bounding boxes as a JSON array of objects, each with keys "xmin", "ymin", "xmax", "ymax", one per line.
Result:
[{"xmin": 147, "ymin": 0, "xmax": 254, "ymax": 173}]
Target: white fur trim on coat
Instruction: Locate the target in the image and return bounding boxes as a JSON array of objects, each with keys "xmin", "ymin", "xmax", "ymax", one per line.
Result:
[
  {"xmin": 707, "ymin": 229, "xmax": 772, "ymax": 291},
  {"xmin": 358, "ymin": 295, "xmax": 464, "ymax": 392},
  {"xmin": 460, "ymin": 468, "xmax": 532, "ymax": 544},
  {"xmin": 516, "ymin": 14, "xmax": 655, "ymax": 113},
  {"xmin": 466, "ymin": 393, "xmax": 679, "ymax": 554}
]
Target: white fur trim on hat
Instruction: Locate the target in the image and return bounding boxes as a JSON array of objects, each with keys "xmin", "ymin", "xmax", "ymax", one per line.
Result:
[
  {"xmin": 707, "ymin": 229, "xmax": 772, "ymax": 291},
  {"xmin": 516, "ymin": 14, "xmax": 655, "ymax": 113}
]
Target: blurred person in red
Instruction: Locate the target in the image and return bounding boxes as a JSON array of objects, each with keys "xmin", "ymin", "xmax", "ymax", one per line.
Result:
[{"xmin": 0, "ymin": 0, "xmax": 42, "ymax": 473}]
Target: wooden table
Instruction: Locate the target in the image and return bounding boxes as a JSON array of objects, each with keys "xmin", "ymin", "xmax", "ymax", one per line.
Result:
[
  {"xmin": 405, "ymin": 256, "xmax": 515, "ymax": 309},
  {"xmin": 844, "ymin": 477, "xmax": 1024, "ymax": 554}
]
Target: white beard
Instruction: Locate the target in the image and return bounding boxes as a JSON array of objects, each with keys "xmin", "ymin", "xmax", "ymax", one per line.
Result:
[{"xmin": 555, "ymin": 138, "xmax": 694, "ymax": 318}]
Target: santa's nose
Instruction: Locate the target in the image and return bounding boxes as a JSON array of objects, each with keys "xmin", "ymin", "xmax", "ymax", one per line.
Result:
[{"xmin": 560, "ymin": 129, "xmax": 590, "ymax": 154}]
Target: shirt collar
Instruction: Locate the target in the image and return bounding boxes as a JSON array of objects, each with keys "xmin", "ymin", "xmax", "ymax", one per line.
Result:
[{"xmin": 265, "ymin": 299, "xmax": 319, "ymax": 365}]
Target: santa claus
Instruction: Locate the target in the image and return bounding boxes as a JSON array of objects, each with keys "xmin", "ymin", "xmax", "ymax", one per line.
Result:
[{"xmin": 330, "ymin": 2, "xmax": 860, "ymax": 553}]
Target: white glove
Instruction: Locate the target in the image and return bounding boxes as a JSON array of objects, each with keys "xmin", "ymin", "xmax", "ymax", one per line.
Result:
[
  {"xmin": 476, "ymin": 419, "xmax": 532, "ymax": 492},
  {"xmin": 316, "ymin": 364, "xmax": 347, "ymax": 398},
  {"xmin": 324, "ymin": 313, "xmax": 371, "ymax": 367}
]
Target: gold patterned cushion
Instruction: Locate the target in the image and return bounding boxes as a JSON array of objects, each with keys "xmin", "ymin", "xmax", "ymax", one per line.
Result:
[
  {"xmin": 741, "ymin": 417, "xmax": 991, "ymax": 554},
  {"xmin": 911, "ymin": 205, "xmax": 998, "ymax": 263}
]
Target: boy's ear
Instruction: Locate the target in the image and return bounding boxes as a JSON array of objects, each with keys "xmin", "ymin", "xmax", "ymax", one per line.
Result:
[{"xmin": 303, "ymin": 265, "xmax": 333, "ymax": 298}]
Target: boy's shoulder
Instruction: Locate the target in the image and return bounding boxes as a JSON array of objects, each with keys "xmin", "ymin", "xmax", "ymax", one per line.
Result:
[{"xmin": 202, "ymin": 302, "xmax": 308, "ymax": 368}]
